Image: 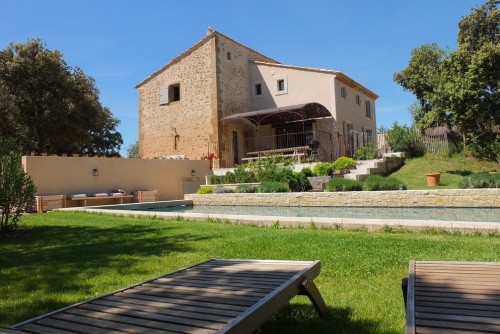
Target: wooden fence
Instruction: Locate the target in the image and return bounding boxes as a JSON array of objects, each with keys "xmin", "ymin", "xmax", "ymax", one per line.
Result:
[{"xmin": 378, "ymin": 128, "xmax": 449, "ymax": 155}]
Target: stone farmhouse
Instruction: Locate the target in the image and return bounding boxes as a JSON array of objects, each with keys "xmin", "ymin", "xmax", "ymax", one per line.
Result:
[{"xmin": 136, "ymin": 29, "xmax": 378, "ymax": 168}]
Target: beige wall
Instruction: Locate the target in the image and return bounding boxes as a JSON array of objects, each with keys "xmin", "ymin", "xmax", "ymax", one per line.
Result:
[
  {"xmin": 23, "ymin": 156, "xmax": 210, "ymax": 200},
  {"xmin": 249, "ymin": 63, "xmax": 336, "ymax": 113},
  {"xmin": 249, "ymin": 63, "xmax": 376, "ymax": 145},
  {"xmin": 334, "ymin": 77, "xmax": 376, "ymax": 143}
]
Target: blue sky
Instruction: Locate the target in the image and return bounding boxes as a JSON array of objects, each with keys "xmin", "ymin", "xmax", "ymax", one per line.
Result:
[{"xmin": 1, "ymin": 0, "xmax": 483, "ymax": 156}]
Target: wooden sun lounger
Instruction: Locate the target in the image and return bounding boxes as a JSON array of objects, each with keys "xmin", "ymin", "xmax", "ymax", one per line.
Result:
[
  {"xmin": 3, "ymin": 259, "xmax": 326, "ymax": 334},
  {"xmin": 402, "ymin": 260, "xmax": 500, "ymax": 334}
]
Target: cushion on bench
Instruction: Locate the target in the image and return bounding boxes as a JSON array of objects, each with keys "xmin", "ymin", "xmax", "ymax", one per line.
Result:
[
  {"xmin": 89, "ymin": 192, "xmax": 109, "ymax": 197},
  {"xmin": 67, "ymin": 193, "xmax": 87, "ymax": 199}
]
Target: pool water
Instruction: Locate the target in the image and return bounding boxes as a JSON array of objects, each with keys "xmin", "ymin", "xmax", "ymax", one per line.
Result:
[{"xmin": 103, "ymin": 204, "xmax": 500, "ymax": 223}]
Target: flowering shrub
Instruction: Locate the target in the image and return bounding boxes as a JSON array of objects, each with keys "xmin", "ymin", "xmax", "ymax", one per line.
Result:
[{"xmin": 201, "ymin": 153, "xmax": 217, "ymax": 160}]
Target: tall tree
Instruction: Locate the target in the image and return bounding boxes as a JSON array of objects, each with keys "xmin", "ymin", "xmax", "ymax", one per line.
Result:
[
  {"xmin": 393, "ymin": 44, "xmax": 447, "ymax": 129},
  {"xmin": 394, "ymin": 0, "xmax": 499, "ymax": 160},
  {"xmin": 0, "ymin": 39, "xmax": 123, "ymax": 156}
]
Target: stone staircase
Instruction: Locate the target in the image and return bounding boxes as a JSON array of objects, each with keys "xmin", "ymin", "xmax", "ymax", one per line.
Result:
[{"xmin": 344, "ymin": 156, "xmax": 404, "ymax": 181}]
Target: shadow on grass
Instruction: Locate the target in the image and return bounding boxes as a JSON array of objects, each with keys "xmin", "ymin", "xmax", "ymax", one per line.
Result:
[
  {"xmin": 262, "ymin": 304, "xmax": 399, "ymax": 334},
  {"xmin": 446, "ymin": 169, "xmax": 472, "ymax": 176},
  {"xmin": 0, "ymin": 222, "xmax": 214, "ymax": 325}
]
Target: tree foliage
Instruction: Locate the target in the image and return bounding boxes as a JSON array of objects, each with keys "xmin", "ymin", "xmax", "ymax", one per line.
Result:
[
  {"xmin": 0, "ymin": 138, "xmax": 37, "ymax": 235},
  {"xmin": 0, "ymin": 39, "xmax": 123, "ymax": 156},
  {"xmin": 127, "ymin": 140, "xmax": 139, "ymax": 158},
  {"xmin": 394, "ymin": 0, "xmax": 500, "ymax": 161}
]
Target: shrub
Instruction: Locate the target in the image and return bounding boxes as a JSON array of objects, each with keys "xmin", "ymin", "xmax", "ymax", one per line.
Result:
[
  {"xmin": 0, "ymin": 139, "xmax": 37, "ymax": 235},
  {"xmin": 362, "ymin": 175, "xmax": 407, "ymax": 191},
  {"xmin": 233, "ymin": 165, "xmax": 256, "ymax": 183},
  {"xmin": 332, "ymin": 157, "xmax": 356, "ymax": 170},
  {"xmin": 213, "ymin": 187, "xmax": 234, "ymax": 194},
  {"xmin": 325, "ymin": 178, "xmax": 362, "ymax": 192},
  {"xmin": 291, "ymin": 171, "xmax": 312, "ymax": 192},
  {"xmin": 312, "ymin": 162, "xmax": 334, "ymax": 176},
  {"xmin": 258, "ymin": 181, "xmax": 290, "ymax": 193},
  {"xmin": 263, "ymin": 167, "xmax": 294, "ymax": 183},
  {"xmin": 459, "ymin": 173, "xmax": 500, "ymax": 189},
  {"xmin": 208, "ymin": 175, "xmax": 224, "ymax": 185},
  {"xmin": 384, "ymin": 122, "xmax": 425, "ymax": 157},
  {"xmin": 468, "ymin": 133, "xmax": 500, "ymax": 165},
  {"xmin": 353, "ymin": 144, "xmax": 378, "ymax": 160},
  {"xmin": 235, "ymin": 184, "xmax": 257, "ymax": 193},
  {"xmin": 246, "ymin": 155, "xmax": 293, "ymax": 181},
  {"xmin": 301, "ymin": 167, "xmax": 313, "ymax": 177},
  {"xmin": 196, "ymin": 186, "xmax": 213, "ymax": 194},
  {"xmin": 223, "ymin": 171, "xmax": 236, "ymax": 184}
]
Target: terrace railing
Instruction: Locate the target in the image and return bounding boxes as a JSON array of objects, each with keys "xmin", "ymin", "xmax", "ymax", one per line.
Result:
[{"xmin": 209, "ymin": 130, "xmax": 349, "ymax": 168}]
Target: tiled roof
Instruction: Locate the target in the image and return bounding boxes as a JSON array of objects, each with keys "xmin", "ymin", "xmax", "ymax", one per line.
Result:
[{"xmin": 135, "ymin": 29, "xmax": 279, "ymax": 88}]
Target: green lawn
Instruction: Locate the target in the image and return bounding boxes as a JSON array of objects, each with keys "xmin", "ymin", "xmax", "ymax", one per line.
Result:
[
  {"xmin": 1, "ymin": 212, "xmax": 499, "ymax": 333},
  {"xmin": 389, "ymin": 153, "xmax": 498, "ymax": 189}
]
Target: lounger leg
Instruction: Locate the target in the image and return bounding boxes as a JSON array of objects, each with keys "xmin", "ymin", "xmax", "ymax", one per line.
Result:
[
  {"xmin": 300, "ymin": 279, "xmax": 327, "ymax": 318},
  {"xmin": 402, "ymin": 277, "xmax": 408, "ymax": 311}
]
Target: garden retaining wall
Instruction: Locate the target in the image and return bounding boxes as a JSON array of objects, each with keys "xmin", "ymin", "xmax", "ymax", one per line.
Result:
[{"xmin": 185, "ymin": 189, "xmax": 499, "ymax": 208}]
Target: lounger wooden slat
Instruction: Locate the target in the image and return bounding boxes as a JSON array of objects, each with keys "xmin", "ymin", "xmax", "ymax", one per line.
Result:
[
  {"xmin": 92, "ymin": 299, "xmax": 235, "ymax": 323},
  {"xmin": 0, "ymin": 329, "xmax": 31, "ymax": 334},
  {"xmin": 69, "ymin": 304, "xmax": 225, "ymax": 331},
  {"xmin": 126, "ymin": 287, "xmax": 261, "ymax": 306},
  {"xmin": 403, "ymin": 260, "xmax": 500, "ymax": 334},
  {"xmin": 116, "ymin": 293, "xmax": 249, "ymax": 313},
  {"xmin": 10, "ymin": 259, "xmax": 326, "ymax": 334},
  {"xmin": 155, "ymin": 276, "xmax": 282, "ymax": 290},
  {"xmin": 102, "ymin": 296, "xmax": 243, "ymax": 318},
  {"xmin": 144, "ymin": 282, "xmax": 272, "ymax": 296}
]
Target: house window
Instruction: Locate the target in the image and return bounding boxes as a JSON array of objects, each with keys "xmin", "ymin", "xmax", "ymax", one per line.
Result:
[
  {"xmin": 341, "ymin": 86, "xmax": 347, "ymax": 99},
  {"xmin": 160, "ymin": 83, "xmax": 181, "ymax": 105},
  {"xmin": 365, "ymin": 101, "xmax": 372, "ymax": 118},
  {"xmin": 356, "ymin": 95, "xmax": 361, "ymax": 105},
  {"xmin": 277, "ymin": 79, "xmax": 285, "ymax": 91},
  {"xmin": 275, "ymin": 76, "xmax": 288, "ymax": 95},
  {"xmin": 227, "ymin": 52, "xmax": 232, "ymax": 60},
  {"xmin": 169, "ymin": 83, "xmax": 180, "ymax": 103},
  {"xmin": 255, "ymin": 83, "xmax": 262, "ymax": 96}
]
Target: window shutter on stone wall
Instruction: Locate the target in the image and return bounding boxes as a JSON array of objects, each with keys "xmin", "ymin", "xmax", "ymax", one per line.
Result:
[{"xmin": 159, "ymin": 86, "xmax": 169, "ymax": 105}]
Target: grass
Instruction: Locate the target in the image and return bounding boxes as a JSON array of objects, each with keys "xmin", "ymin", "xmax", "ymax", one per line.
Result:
[
  {"xmin": 1, "ymin": 212, "xmax": 499, "ymax": 333},
  {"xmin": 389, "ymin": 153, "xmax": 498, "ymax": 189}
]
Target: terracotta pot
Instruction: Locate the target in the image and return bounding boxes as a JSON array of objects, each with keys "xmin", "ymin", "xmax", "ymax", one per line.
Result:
[{"xmin": 425, "ymin": 173, "xmax": 441, "ymax": 187}]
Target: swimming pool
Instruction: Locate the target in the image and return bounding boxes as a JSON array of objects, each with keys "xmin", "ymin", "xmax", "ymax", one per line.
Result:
[
  {"xmin": 89, "ymin": 201, "xmax": 499, "ymax": 222},
  {"xmin": 73, "ymin": 200, "xmax": 500, "ymax": 232}
]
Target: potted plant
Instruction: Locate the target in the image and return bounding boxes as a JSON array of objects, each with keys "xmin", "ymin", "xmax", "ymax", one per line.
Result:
[
  {"xmin": 306, "ymin": 163, "xmax": 333, "ymax": 191},
  {"xmin": 425, "ymin": 173, "xmax": 441, "ymax": 186}
]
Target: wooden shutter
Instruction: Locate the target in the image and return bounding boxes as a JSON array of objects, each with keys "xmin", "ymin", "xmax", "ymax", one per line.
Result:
[{"xmin": 159, "ymin": 86, "xmax": 169, "ymax": 105}]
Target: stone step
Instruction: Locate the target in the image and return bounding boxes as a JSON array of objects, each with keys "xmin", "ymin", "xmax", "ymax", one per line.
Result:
[{"xmin": 343, "ymin": 173, "xmax": 369, "ymax": 181}]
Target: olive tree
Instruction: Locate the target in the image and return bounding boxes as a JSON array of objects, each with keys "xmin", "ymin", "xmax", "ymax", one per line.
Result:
[
  {"xmin": 0, "ymin": 139, "xmax": 37, "ymax": 235},
  {"xmin": 0, "ymin": 39, "xmax": 123, "ymax": 156}
]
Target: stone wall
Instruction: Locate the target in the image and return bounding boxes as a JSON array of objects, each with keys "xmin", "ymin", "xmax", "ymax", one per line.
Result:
[
  {"xmin": 185, "ymin": 189, "xmax": 500, "ymax": 208},
  {"xmin": 138, "ymin": 37, "xmax": 217, "ymax": 159}
]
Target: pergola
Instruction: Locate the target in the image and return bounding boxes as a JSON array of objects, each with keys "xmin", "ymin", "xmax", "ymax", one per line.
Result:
[{"xmin": 220, "ymin": 102, "xmax": 332, "ymax": 128}]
